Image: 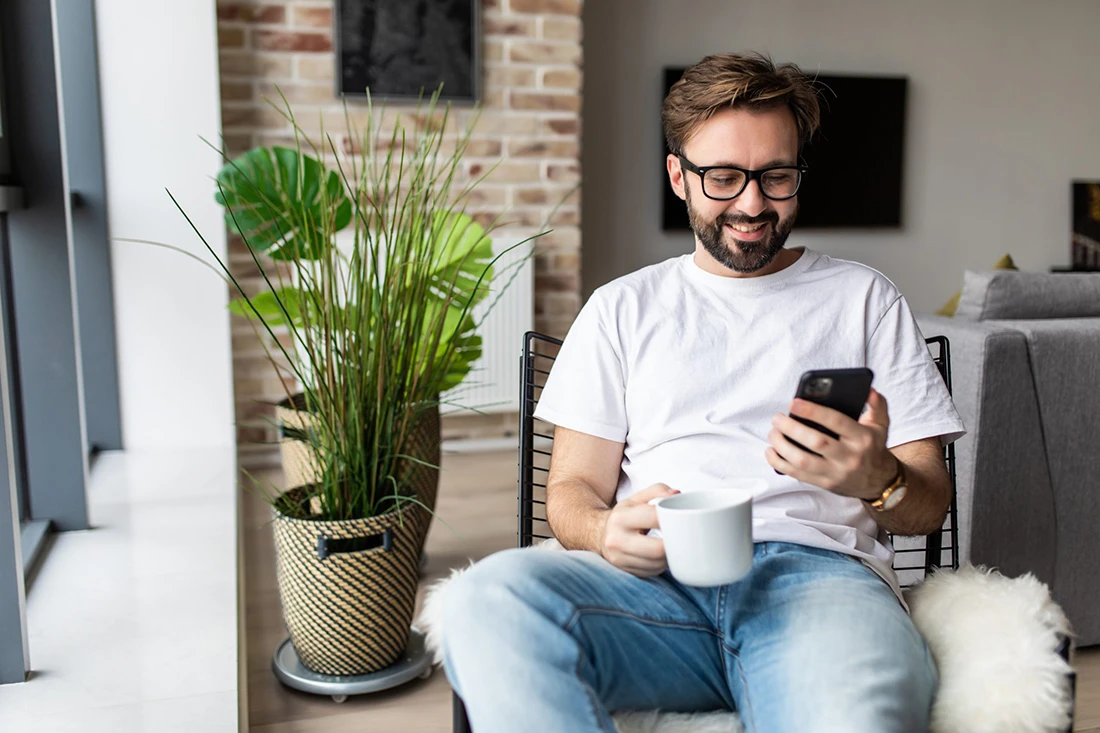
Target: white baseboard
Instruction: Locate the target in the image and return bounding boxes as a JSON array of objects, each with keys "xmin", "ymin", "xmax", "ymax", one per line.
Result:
[{"xmin": 441, "ymin": 437, "xmax": 519, "ymax": 453}]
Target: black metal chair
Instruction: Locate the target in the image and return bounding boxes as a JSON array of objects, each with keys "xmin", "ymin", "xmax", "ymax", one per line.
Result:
[
  {"xmin": 516, "ymin": 332, "xmax": 958, "ymax": 582},
  {"xmin": 452, "ymin": 332, "xmax": 1073, "ymax": 732}
]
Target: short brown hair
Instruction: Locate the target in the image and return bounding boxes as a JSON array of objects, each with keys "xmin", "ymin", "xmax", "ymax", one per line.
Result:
[{"xmin": 662, "ymin": 52, "xmax": 821, "ymax": 156}]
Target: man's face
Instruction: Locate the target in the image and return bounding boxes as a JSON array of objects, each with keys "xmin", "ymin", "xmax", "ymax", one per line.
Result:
[{"xmin": 669, "ymin": 106, "xmax": 800, "ymax": 275}]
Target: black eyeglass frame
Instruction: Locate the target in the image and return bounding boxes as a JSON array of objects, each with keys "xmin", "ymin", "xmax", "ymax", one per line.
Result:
[{"xmin": 677, "ymin": 155, "xmax": 808, "ymax": 201}]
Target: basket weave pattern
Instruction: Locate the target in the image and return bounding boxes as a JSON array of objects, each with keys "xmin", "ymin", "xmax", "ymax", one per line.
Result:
[{"xmin": 272, "ymin": 489, "xmax": 429, "ymax": 675}]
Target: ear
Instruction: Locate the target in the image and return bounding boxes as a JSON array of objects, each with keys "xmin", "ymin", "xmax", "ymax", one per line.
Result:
[{"xmin": 666, "ymin": 153, "xmax": 687, "ymax": 201}]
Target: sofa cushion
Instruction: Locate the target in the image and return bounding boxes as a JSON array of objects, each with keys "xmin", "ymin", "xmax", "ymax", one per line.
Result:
[
  {"xmin": 936, "ymin": 253, "xmax": 1018, "ymax": 317},
  {"xmin": 955, "ymin": 270, "xmax": 1100, "ymax": 320}
]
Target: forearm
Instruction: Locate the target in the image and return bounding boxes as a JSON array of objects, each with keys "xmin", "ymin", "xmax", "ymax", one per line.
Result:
[
  {"xmin": 545, "ymin": 477, "xmax": 613, "ymax": 553},
  {"xmin": 867, "ymin": 450, "xmax": 951, "ymax": 537}
]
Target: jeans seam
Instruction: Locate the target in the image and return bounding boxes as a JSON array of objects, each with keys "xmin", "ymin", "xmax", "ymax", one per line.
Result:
[
  {"xmin": 566, "ymin": 606, "xmax": 720, "ymax": 637},
  {"xmin": 731, "ymin": 649, "xmax": 755, "ymax": 733},
  {"xmin": 716, "ymin": 586, "xmax": 732, "ymax": 697}
]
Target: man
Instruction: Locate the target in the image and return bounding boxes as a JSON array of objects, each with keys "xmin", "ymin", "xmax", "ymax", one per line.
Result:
[{"xmin": 442, "ymin": 52, "xmax": 964, "ymax": 732}]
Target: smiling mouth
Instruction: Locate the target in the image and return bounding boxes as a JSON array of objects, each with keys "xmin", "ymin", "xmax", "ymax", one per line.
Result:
[{"xmin": 724, "ymin": 221, "xmax": 770, "ymax": 241}]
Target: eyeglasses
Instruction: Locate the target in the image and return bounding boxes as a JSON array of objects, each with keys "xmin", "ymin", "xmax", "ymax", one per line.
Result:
[{"xmin": 678, "ymin": 155, "xmax": 807, "ymax": 201}]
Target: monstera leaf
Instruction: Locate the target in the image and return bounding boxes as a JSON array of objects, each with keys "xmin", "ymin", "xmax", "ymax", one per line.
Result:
[
  {"xmin": 428, "ymin": 212, "xmax": 494, "ymax": 311},
  {"xmin": 419, "ymin": 212, "xmax": 495, "ymax": 392},
  {"xmin": 228, "ymin": 287, "xmax": 302, "ymax": 327},
  {"xmin": 420, "ymin": 302, "xmax": 483, "ymax": 393},
  {"xmin": 215, "ymin": 146, "xmax": 352, "ymax": 260}
]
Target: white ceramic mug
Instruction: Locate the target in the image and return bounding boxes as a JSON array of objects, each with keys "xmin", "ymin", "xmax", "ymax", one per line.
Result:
[{"xmin": 650, "ymin": 481, "xmax": 762, "ymax": 587}]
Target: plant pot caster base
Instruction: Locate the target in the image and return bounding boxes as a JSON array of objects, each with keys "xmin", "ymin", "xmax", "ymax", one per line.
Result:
[{"xmin": 272, "ymin": 627, "xmax": 433, "ymax": 703}]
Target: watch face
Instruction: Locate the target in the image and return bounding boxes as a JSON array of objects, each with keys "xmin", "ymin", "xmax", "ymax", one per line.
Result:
[{"xmin": 883, "ymin": 484, "xmax": 908, "ymax": 511}]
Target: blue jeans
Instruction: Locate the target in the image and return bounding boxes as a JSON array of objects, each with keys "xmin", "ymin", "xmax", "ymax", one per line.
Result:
[{"xmin": 442, "ymin": 542, "xmax": 937, "ymax": 733}]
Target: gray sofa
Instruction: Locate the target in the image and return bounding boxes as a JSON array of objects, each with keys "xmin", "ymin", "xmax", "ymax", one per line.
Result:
[{"xmin": 917, "ymin": 269, "xmax": 1100, "ymax": 646}]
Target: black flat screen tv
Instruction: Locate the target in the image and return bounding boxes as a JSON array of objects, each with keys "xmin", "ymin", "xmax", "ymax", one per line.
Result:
[{"xmin": 661, "ymin": 68, "xmax": 908, "ymax": 230}]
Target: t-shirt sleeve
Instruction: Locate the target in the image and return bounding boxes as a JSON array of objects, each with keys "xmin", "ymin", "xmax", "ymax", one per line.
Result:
[
  {"xmin": 532, "ymin": 291, "xmax": 628, "ymax": 443},
  {"xmin": 867, "ymin": 295, "xmax": 966, "ymax": 448}
]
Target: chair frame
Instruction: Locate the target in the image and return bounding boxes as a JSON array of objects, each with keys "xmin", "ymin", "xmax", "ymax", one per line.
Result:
[
  {"xmin": 452, "ymin": 332, "xmax": 1074, "ymax": 732},
  {"xmin": 519, "ymin": 332, "xmax": 959, "ymax": 581}
]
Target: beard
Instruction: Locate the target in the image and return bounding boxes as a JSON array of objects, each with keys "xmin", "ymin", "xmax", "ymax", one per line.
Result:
[{"xmin": 685, "ymin": 187, "xmax": 797, "ymax": 274}]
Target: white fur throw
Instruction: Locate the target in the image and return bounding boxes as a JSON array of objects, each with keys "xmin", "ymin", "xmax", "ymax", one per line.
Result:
[
  {"xmin": 418, "ymin": 541, "xmax": 1073, "ymax": 733},
  {"xmin": 908, "ymin": 564, "xmax": 1074, "ymax": 732}
]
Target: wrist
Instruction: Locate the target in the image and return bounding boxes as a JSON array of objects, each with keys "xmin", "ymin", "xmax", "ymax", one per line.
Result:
[
  {"xmin": 592, "ymin": 507, "xmax": 613, "ymax": 555},
  {"xmin": 862, "ymin": 453, "xmax": 901, "ymax": 501},
  {"xmin": 864, "ymin": 457, "xmax": 907, "ymax": 512}
]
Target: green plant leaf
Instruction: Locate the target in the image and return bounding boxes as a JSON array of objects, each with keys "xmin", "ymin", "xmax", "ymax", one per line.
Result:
[
  {"xmin": 420, "ymin": 304, "xmax": 482, "ymax": 392},
  {"xmin": 228, "ymin": 287, "xmax": 302, "ymax": 328},
  {"xmin": 413, "ymin": 212, "xmax": 495, "ymax": 390},
  {"xmin": 428, "ymin": 211, "xmax": 494, "ymax": 310},
  {"xmin": 438, "ymin": 332, "xmax": 482, "ymax": 392},
  {"xmin": 215, "ymin": 146, "xmax": 351, "ymax": 260}
]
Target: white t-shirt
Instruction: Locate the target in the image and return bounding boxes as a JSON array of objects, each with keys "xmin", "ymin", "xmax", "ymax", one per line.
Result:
[{"xmin": 534, "ymin": 248, "xmax": 965, "ymax": 603}]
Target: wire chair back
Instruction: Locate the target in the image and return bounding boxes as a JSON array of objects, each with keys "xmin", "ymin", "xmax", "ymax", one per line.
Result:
[{"xmin": 517, "ymin": 331, "xmax": 960, "ymax": 585}]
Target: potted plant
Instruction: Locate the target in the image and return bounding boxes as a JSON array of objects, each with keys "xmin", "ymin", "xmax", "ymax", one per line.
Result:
[{"xmin": 195, "ymin": 93, "xmax": 539, "ymax": 675}]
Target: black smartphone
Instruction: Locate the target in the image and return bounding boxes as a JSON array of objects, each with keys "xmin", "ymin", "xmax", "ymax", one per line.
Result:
[
  {"xmin": 787, "ymin": 368, "xmax": 874, "ymax": 454},
  {"xmin": 774, "ymin": 368, "xmax": 874, "ymax": 474}
]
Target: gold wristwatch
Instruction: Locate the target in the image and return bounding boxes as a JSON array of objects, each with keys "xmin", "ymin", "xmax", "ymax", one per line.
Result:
[{"xmin": 868, "ymin": 461, "xmax": 907, "ymax": 512}]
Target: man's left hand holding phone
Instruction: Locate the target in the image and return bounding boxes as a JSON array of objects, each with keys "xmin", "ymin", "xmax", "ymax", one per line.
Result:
[{"xmin": 766, "ymin": 369, "xmax": 899, "ymax": 502}]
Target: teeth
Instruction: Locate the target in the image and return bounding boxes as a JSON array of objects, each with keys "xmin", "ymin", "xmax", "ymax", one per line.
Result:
[{"xmin": 729, "ymin": 223, "xmax": 764, "ymax": 233}]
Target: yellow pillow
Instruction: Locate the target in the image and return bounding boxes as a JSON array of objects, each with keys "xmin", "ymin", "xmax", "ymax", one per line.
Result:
[{"xmin": 937, "ymin": 254, "xmax": 1018, "ymax": 316}]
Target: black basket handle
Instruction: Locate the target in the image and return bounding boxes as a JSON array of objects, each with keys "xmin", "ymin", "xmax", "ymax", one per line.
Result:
[{"xmin": 316, "ymin": 528, "xmax": 394, "ymax": 560}]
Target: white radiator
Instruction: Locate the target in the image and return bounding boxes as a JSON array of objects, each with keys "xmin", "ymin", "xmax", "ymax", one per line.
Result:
[{"xmin": 441, "ymin": 236, "xmax": 534, "ymax": 415}]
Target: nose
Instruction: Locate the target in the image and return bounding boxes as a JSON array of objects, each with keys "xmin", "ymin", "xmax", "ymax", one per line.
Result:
[{"xmin": 733, "ymin": 178, "xmax": 767, "ymax": 218}]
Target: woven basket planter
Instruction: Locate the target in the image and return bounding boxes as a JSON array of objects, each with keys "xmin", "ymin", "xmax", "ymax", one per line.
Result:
[
  {"xmin": 272, "ymin": 488, "xmax": 429, "ymax": 675},
  {"xmin": 276, "ymin": 394, "xmax": 441, "ymax": 548}
]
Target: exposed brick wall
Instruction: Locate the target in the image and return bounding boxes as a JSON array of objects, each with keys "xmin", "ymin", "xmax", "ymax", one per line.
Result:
[{"xmin": 216, "ymin": 0, "xmax": 583, "ymax": 465}]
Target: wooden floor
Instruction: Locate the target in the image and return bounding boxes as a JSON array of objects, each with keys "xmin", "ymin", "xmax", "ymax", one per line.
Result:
[{"xmin": 244, "ymin": 449, "xmax": 1100, "ymax": 732}]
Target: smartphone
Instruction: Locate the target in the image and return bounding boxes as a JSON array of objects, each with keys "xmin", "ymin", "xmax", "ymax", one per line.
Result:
[{"xmin": 787, "ymin": 368, "xmax": 874, "ymax": 455}]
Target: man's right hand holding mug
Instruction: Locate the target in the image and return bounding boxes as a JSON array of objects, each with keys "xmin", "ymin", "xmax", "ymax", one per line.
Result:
[{"xmin": 598, "ymin": 483, "xmax": 679, "ymax": 577}]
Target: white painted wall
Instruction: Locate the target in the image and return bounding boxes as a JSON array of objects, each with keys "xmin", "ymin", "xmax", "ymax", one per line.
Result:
[
  {"xmin": 582, "ymin": 0, "xmax": 1100, "ymax": 312},
  {"xmin": 95, "ymin": 1, "xmax": 235, "ymax": 448}
]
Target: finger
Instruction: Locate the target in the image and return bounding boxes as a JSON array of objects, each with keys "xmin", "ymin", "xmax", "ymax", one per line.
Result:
[
  {"xmin": 771, "ymin": 413, "xmax": 838, "ymax": 457},
  {"xmin": 624, "ymin": 561, "xmax": 668, "ymax": 578},
  {"xmin": 766, "ymin": 444, "xmax": 815, "ymax": 479},
  {"xmin": 616, "ymin": 533, "xmax": 667, "ymax": 562},
  {"xmin": 614, "ymin": 502, "xmax": 661, "ymax": 531},
  {"xmin": 767, "ymin": 427, "xmax": 830, "ymax": 476},
  {"xmin": 859, "ymin": 388, "xmax": 890, "ymax": 430},
  {"xmin": 603, "ymin": 535, "xmax": 667, "ymax": 575},
  {"xmin": 765, "ymin": 446, "xmax": 795, "ymax": 475},
  {"xmin": 766, "ymin": 444, "xmax": 838, "ymax": 491},
  {"xmin": 788, "ymin": 399, "xmax": 859, "ymax": 437},
  {"xmin": 623, "ymin": 483, "xmax": 680, "ymax": 506}
]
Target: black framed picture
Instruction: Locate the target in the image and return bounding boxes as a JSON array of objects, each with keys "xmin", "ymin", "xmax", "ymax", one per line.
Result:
[
  {"xmin": 1072, "ymin": 181, "xmax": 1100, "ymax": 270},
  {"xmin": 335, "ymin": 0, "xmax": 480, "ymax": 103}
]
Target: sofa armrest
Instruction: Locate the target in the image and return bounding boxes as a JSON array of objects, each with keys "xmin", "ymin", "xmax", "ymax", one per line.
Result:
[
  {"xmin": 990, "ymin": 318, "xmax": 1100, "ymax": 645},
  {"xmin": 915, "ymin": 315, "xmax": 1057, "ymax": 587}
]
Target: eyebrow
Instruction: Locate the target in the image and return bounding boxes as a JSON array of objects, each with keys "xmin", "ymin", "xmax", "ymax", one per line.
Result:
[{"xmin": 706, "ymin": 158, "xmax": 796, "ymax": 169}]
